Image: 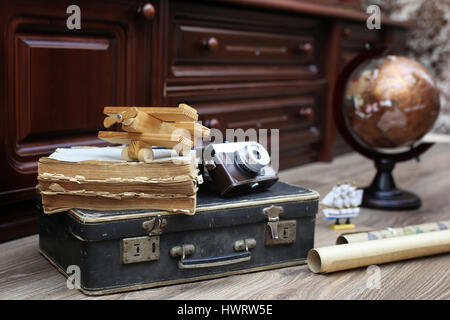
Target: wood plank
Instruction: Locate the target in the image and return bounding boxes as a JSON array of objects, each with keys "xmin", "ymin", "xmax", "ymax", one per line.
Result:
[
  {"xmin": 171, "ymin": 122, "xmax": 211, "ymax": 137},
  {"xmin": 104, "ymin": 104, "xmax": 198, "ymax": 122},
  {"xmin": 98, "ymin": 131, "xmax": 193, "ymax": 149},
  {"xmin": 122, "ymin": 111, "xmax": 177, "ymax": 134},
  {"xmin": 0, "ymin": 144, "xmax": 448, "ymax": 299}
]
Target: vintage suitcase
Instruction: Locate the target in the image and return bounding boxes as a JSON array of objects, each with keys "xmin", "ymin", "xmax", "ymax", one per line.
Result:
[{"xmin": 39, "ymin": 181, "xmax": 319, "ymax": 295}]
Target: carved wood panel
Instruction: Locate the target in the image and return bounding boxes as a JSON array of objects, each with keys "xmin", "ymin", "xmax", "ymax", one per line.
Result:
[
  {"xmin": 0, "ymin": 1, "xmax": 153, "ymax": 204},
  {"xmin": 14, "ymin": 33, "xmax": 121, "ymax": 159}
]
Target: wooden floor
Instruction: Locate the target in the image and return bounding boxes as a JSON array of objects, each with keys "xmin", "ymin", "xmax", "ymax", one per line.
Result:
[{"xmin": 1, "ymin": 145, "xmax": 449, "ymax": 300}]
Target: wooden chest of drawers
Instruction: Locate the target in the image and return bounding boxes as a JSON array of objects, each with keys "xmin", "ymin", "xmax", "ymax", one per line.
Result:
[{"xmin": 0, "ymin": 0, "xmax": 410, "ymax": 241}]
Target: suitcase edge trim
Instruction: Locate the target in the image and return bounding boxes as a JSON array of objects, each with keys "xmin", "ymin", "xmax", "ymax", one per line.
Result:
[
  {"xmin": 68, "ymin": 190, "xmax": 320, "ymax": 224},
  {"xmin": 40, "ymin": 249, "xmax": 307, "ymax": 296}
]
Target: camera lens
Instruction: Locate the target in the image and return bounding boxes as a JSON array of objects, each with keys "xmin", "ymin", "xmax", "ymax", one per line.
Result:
[{"xmin": 235, "ymin": 142, "xmax": 270, "ymax": 175}]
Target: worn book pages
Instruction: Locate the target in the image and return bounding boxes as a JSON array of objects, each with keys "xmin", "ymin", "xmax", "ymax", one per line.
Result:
[
  {"xmin": 47, "ymin": 146, "xmax": 191, "ymax": 162},
  {"xmin": 38, "ymin": 146, "xmax": 201, "ymax": 215},
  {"xmin": 40, "ymin": 193, "xmax": 197, "ymax": 215}
]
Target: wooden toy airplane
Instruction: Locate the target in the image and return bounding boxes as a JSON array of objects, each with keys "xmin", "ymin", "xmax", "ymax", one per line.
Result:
[{"xmin": 98, "ymin": 104, "xmax": 210, "ymax": 163}]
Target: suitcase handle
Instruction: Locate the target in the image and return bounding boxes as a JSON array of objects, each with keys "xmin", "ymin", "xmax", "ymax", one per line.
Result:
[
  {"xmin": 171, "ymin": 239, "xmax": 255, "ymax": 269},
  {"xmin": 178, "ymin": 251, "xmax": 251, "ymax": 269}
]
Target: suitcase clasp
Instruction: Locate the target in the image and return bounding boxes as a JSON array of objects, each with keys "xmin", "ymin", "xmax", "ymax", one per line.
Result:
[
  {"xmin": 263, "ymin": 205, "xmax": 283, "ymax": 240},
  {"xmin": 142, "ymin": 215, "xmax": 167, "ymax": 236},
  {"xmin": 263, "ymin": 205, "xmax": 296, "ymax": 245},
  {"xmin": 170, "ymin": 244, "xmax": 195, "ymax": 259},
  {"xmin": 234, "ymin": 238, "xmax": 256, "ymax": 252}
]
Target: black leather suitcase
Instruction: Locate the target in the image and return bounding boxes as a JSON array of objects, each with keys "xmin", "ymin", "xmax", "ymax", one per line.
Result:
[{"xmin": 39, "ymin": 182, "xmax": 319, "ymax": 295}]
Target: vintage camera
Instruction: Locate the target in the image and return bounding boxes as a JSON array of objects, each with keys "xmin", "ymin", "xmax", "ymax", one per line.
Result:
[{"xmin": 202, "ymin": 142, "xmax": 278, "ymax": 196}]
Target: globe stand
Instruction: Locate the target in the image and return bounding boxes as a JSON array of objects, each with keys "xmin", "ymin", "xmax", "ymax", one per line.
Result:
[
  {"xmin": 362, "ymin": 158, "xmax": 421, "ymax": 210},
  {"xmin": 333, "ymin": 46, "xmax": 435, "ymax": 211}
]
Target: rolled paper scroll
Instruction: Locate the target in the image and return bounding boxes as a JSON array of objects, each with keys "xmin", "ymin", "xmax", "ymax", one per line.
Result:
[
  {"xmin": 336, "ymin": 220, "xmax": 450, "ymax": 244},
  {"xmin": 307, "ymin": 229, "xmax": 450, "ymax": 274}
]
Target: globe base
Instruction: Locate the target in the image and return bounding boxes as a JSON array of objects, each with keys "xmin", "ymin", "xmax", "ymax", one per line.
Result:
[
  {"xmin": 362, "ymin": 188, "xmax": 421, "ymax": 210},
  {"xmin": 361, "ymin": 158, "xmax": 422, "ymax": 210}
]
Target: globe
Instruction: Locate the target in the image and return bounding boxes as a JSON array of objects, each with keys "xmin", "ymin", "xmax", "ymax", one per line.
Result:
[
  {"xmin": 343, "ymin": 55, "xmax": 440, "ymax": 149},
  {"xmin": 334, "ymin": 49, "xmax": 441, "ymax": 211}
]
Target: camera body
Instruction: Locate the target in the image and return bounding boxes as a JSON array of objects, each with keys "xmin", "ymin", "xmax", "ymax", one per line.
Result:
[{"xmin": 203, "ymin": 142, "xmax": 278, "ymax": 197}]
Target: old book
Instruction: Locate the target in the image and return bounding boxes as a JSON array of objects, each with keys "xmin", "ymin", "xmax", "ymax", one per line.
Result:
[
  {"xmin": 40, "ymin": 193, "xmax": 197, "ymax": 215},
  {"xmin": 38, "ymin": 146, "xmax": 201, "ymax": 215}
]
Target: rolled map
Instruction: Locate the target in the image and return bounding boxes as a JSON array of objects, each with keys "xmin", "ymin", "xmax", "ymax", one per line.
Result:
[
  {"xmin": 336, "ymin": 220, "xmax": 450, "ymax": 244},
  {"xmin": 307, "ymin": 229, "xmax": 450, "ymax": 274}
]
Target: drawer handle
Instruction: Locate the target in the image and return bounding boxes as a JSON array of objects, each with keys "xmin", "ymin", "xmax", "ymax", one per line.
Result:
[
  {"xmin": 138, "ymin": 3, "xmax": 155, "ymax": 20},
  {"xmin": 298, "ymin": 107, "xmax": 313, "ymax": 118},
  {"xmin": 201, "ymin": 37, "xmax": 219, "ymax": 52},
  {"xmin": 297, "ymin": 42, "xmax": 313, "ymax": 54},
  {"xmin": 343, "ymin": 27, "xmax": 352, "ymax": 37},
  {"xmin": 204, "ymin": 118, "xmax": 220, "ymax": 129}
]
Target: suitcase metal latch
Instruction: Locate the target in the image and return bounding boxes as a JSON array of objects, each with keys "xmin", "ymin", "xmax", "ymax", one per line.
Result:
[
  {"xmin": 263, "ymin": 205, "xmax": 296, "ymax": 246},
  {"xmin": 142, "ymin": 215, "xmax": 167, "ymax": 236},
  {"xmin": 170, "ymin": 244, "xmax": 195, "ymax": 259},
  {"xmin": 263, "ymin": 205, "xmax": 283, "ymax": 240}
]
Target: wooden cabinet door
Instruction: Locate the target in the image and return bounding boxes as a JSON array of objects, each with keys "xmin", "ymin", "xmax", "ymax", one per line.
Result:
[{"xmin": 0, "ymin": 0, "xmax": 154, "ymax": 204}]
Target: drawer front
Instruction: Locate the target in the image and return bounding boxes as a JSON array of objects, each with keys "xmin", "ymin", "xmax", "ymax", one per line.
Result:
[
  {"xmin": 192, "ymin": 90, "xmax": 325, "ymax": 170},
  {"xmin": 167, "ymin": 84, "xmax": 326, "ymax": 156},
  {"xmin": 175, "ymin": 25, "xmax": 316, "ymax": 66},
  {"xmin": 199, "ymin": 96, "xmax": 316, "ymax": 135},
  {"xmin": 168, "ymin": 1, "xmax": 324, "ymax": 82}
]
